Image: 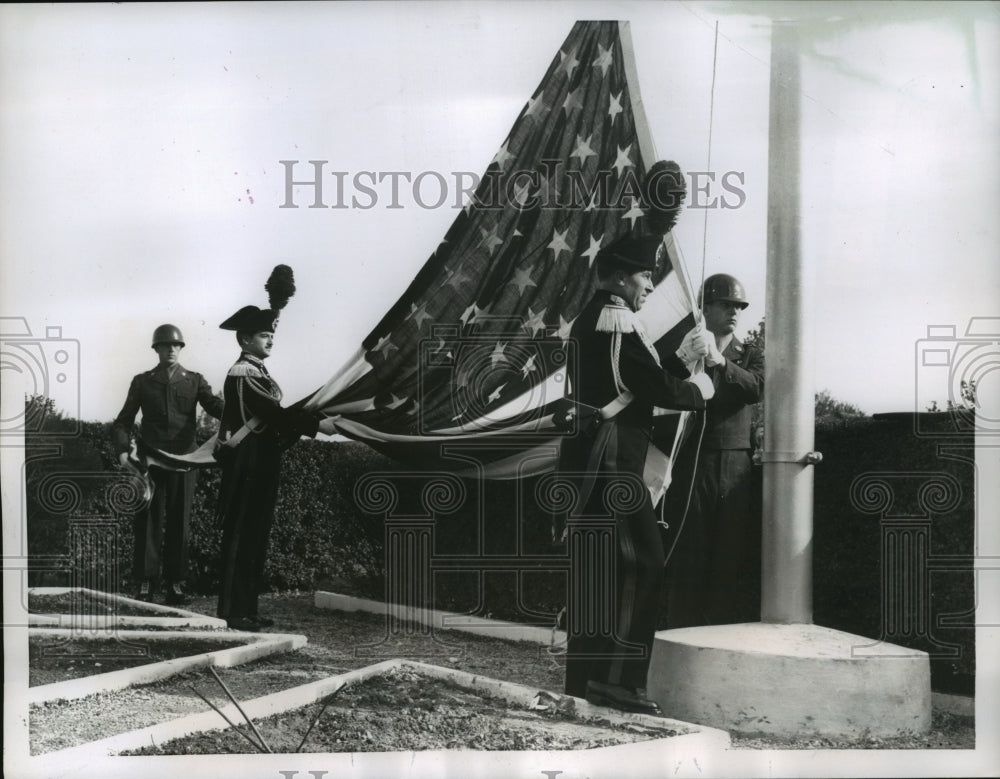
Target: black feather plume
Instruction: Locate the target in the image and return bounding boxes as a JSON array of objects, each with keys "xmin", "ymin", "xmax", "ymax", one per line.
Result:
[
  {"xmin": 265, "ymin": 265, "xmax": 296, "ymax": 311},
  {"xmin": 640, "ymin": 160, "xmax": 687, "ymax": 236}
]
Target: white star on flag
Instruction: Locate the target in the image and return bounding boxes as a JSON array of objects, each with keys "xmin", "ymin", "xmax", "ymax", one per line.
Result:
[
  {"xmin": 608, "ymin": 91, "xmax": 623, "ymax": 122},
  {"xmin": 460, "ymin": 303, "xmax": 486, "ymax": 327},
  {"xmin": 581, "ymin": 232, "xmax": 604, "ymax": 266},
  {"xmin": 613, "ymin": 143, "xmax": 633, "ymax": 176},
  {"xmin": 557, "ymin": 49, "xmax": 579, "ymax": 79},
  {"xmin": 524, "ymin": 306, "xmax": 547, "ymax": 336},
  {"xmin": 570, "ymin": 134, "xmax": 597, "ymax": 164},
  {"xmin": 592, "ymin": 43, "xmax": 613, "ymax": 76},
  {"xmin": 373, "ymin": 334, "xmax": 399, "ymax": 358},
  {"xmin": 490, "ymin": 342, "xmax": 509, "ymax": 368},
  {"xmin": 491, "ymin": 140, "xmax": 515, "ymax": 170},
  {"xmin": 386, "ymin": 393, "xmax": 407, "ymax": 410},
  {"xmin": 512, "ymin": 180, "xmax": 533, "ymax": 208},
  {"xmin": 487, "ymin": 384, "xmax": 507, "ymax": 404},
  {"xmin": 509, "ymin": 266, "xmax": 537, "ymax": 294},
  {"xmin": 524, "ymin": 94, "xmax": 547, "ymax": 119},
  {"xmin": 548, "ymin": 228, "xmax": 571, "ymax": 260},
  {"xmin": 622, "ymin": 198, "xmax": 644, "ymax": 228},
  {"xmin": 408, "ymin": 303, "xmax": 432, "ymax": 329},
  {"xmin": 557, "ymin": 315, "xmax": 574, "ymax": 342},
  {"xmin": 562, "ymin": 87, "xmax": 583, "ymax": 116},
  {"xmin": 520, "ymin": 354, "xmax": 538, "ymax": 378},
  {"xmin": 479, "ymin": 226, "xmax": 504, "ymax": 256}
]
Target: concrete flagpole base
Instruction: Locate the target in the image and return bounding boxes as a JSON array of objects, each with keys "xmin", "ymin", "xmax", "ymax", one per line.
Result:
[{"xmin": 647, "ymin": 622, "xmax": 931, "ymax": 737}]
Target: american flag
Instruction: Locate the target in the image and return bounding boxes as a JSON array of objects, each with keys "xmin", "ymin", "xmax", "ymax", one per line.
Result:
[
  {"xmin": 156, "ymin": 21, "xmax": 700, "ymax": 497},
  {"xmin": 303, "ymin": 20, "xmax": 699, "ymax": 487}
]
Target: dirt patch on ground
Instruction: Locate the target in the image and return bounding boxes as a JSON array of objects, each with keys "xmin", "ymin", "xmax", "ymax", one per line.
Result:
[
  {"xmin": 26, "ymin": 592, "xmax": 975, "ymax": 755},
  {"xmin": 29, "ymin": 593, "xmax": 565, "ymax": 755},
  {"xmin": 29, "ymin": 635, "xmax": 246, "ymax": 687},
  {"xmin": 29, "ymin": 591, "xmax": 163, "ymax": 618},
  {"xmin": 126, "ymin": 665, "xmax": 680, "ymax": 754}
]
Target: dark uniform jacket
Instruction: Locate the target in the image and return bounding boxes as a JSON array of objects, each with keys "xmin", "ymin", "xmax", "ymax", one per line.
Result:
[
  {"xmin": 215, "ymin": 352, "xmax": 318, "ymax": 622},
  {"xmin": 112, "ymin": 364, "xmax": 223, "ymax": 455},
  {"xmin": 563, "ymin": 290, "xmax": 707, "ymax": 479},
  {"xmin": 559, "ymin": 289, "xmax": 709, "ymax": 696},
  {"xmin": 217, "ymin": 354, "xmax": 318, "ymax": 446},
  {"xmin": 701, "ymin": 337, "xmax": 764, "ymax": 449}
]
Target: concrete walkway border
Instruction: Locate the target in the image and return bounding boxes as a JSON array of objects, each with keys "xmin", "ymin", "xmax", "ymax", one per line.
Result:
[
  {"xmin": 314, "ymin": 590, "xmax": 568, "ymax": 646},
  {"xmin": 36, "ymin": 657, "xmax": 730, "ymax": 772},
  {"xmin": 28, "ymin": 628, "xmax": 306, "ymax": 705},
  {"xmin": 27, "ymin": 587, "xmax": 228, "ymax": 629}
]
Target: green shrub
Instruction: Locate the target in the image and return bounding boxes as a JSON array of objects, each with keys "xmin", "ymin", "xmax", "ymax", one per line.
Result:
[{"xmin": 24, "ymin": 402, "xmax": 974, "ymax": 694}]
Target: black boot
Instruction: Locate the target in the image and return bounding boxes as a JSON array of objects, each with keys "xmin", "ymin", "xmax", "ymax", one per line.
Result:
[
  {"xmin": 226, "ymin": 616, "xmax": 262, "ymax": 631},
  {"xmin": 585, "ymin": 680, "xmax": 663, "ymax": 716},
  {"xmin": 163, "ymin": 582, "xmax": 192, "ymax": 606}
]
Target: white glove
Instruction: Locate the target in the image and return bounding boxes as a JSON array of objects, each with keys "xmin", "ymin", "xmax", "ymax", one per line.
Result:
[
  {"xmin": 686, "ymin": 372, "xmax": 715, "ymax": 401},
  {"xmin": 705, "ymin": 339, "xmax": 726, "ymax": 368},
  {"xmin": 676, "ymin": 325, "xmax": 711, "ymax": 364}
]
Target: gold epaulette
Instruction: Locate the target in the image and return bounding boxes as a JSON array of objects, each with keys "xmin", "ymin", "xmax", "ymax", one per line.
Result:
[
  {"xmin": 228, "ymin": 362, "xmax": 263, "ymax": 378},
  {"xmin": 595, "ymin": 302, "xmax": 638, "ymax": 334}
]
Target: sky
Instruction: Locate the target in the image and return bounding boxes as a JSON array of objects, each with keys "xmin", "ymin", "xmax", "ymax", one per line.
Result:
[{"xmin": 1, "ymin": 1, "xmax": 998, "ymax": 424}]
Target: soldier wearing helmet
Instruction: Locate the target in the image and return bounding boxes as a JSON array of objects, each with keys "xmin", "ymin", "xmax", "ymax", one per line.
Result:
[
  {"xmin": 112, "ymin": 324, "xmax": 224, "ymax": 604},
  {"xmin": 663, "ymin": 273, "xmax": 765, "ymax": 628}
]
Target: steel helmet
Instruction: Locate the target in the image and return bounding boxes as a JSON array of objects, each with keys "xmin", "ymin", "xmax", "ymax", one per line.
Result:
[
  {"xmin": 701, "ymin": 274, "xmax": 749, "ymax": 309},
  {"xmin": 151, "ymin": 324, "xmax": 185, "ymax": 348}
]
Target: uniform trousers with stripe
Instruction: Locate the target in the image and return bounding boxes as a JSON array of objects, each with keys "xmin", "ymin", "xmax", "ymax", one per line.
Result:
[{"xmin": 562, "ymin": 422, "xmax": 666, "ymax": 698}]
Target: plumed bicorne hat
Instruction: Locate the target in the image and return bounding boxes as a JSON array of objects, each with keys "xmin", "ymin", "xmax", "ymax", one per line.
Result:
[
  {"xmin": 595, "ymin": 234, "xmax": 665, "ymax": 274},
  {"xmin": 219, "ymin": 265, "xmax": 296, "ymax": 333},
  {"xmin": 595, "ymin": 159, "xmax": 687, "ymax": 276}
]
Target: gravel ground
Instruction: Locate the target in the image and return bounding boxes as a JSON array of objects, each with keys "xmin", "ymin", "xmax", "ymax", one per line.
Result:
[
  {"xmin": 29, "ymin": 592, "xmax": 161, "ymax": 617},
  {"xmin": 29, "ymin": 635, "xmax": 245, "ymax": 687},
  {"xmin": 28, "ymin": 591, "xmax": 975, "ymax": 755},
  {"xmin": 124, "ymin": 665, "xmax": 682, "ymax": 754}
]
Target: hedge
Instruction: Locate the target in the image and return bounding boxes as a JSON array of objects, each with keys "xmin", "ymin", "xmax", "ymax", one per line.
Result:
[{"xmin": 24, "ymin": 410, "xmax": 974, "ymax": 694}]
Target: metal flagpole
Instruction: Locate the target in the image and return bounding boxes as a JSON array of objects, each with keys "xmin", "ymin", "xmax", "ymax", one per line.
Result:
[
  {"xmin": 761, "ymin": 19, "xmax": 820, "ymax": 624},
  {"xmin": 649, "ymin": 18, "xmax": 930, "ymax": 738}
]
